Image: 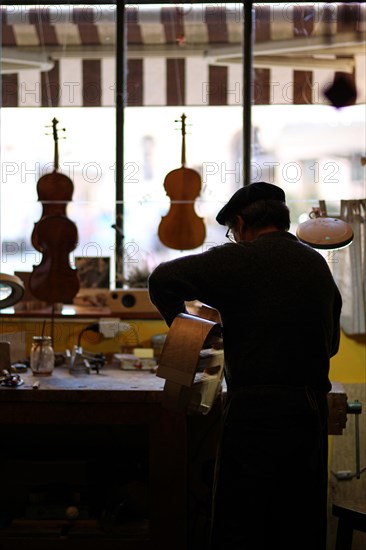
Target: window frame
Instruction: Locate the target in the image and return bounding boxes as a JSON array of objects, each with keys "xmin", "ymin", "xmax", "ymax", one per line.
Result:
[{"xmin": 1, "ymin": 1, "xmax": 364, "ymax": 284}]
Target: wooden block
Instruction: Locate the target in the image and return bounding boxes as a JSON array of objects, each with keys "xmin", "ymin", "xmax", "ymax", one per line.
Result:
[
  {"xmin": 0, "ymin": 341, "xmax": 11, "ymax": 371},
  {"xmin": 328, "ymin": 382, "xmax": 348, "ymax": 435}
]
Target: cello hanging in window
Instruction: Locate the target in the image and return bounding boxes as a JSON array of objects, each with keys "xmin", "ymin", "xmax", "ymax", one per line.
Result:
[
  {"xmin": 158, "ymin": 114, "xmax": 206, "ymax": 250},
  {"xmin": 31, "ymin": 118, "xmax": 74, "ymax": 252},
  {"xmin": 29, "ymin": 118, "xmax": 80, "ymax": 305}
]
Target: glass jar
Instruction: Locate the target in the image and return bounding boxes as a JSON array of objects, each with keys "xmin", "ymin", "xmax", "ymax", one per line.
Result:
[
  {"xmin": 151, "ymin": 333, "xmax": 167, "ymax": 360},
  {"xmin": 30, "ymin": 336, "xmax": 54, "ymax": 375}
]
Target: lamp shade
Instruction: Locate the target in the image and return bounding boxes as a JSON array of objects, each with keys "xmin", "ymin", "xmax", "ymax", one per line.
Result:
[
  {"xmin": 296, "ymin": 217, "xmax": 354, "ymax": 250},
  {"xmin": 0, "ymin": 273, "xmax": 25, "ymax": 309}
]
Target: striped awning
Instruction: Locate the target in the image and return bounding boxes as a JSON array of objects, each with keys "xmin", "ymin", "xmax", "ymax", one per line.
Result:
[{"xmin": 1, "ymin": 3, "xmax": 365, "ymax": 107}]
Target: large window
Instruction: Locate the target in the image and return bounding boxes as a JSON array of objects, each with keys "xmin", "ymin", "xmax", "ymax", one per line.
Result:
[{"xmin": 1, "ymin": 2, "xmax": 365, "ymax": 288}]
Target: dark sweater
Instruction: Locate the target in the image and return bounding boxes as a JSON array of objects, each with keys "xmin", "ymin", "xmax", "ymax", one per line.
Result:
[{"xmin": 148, "ymin": 231, "xmax": 342, "ymax": 392}]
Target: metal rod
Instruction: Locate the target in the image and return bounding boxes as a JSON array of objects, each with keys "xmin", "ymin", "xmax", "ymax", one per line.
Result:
[
  {"xmin": 243, "ymin": 1, "xmax": 253, "ymax": 186},
  {"xmin": 355, "ymin": 413, "xmax": 361, "ymax": 479},
  {"xmin": 115, "ymin": 1, "xmax": 125, "ymax": 287},
  {"xmin": 347, "ymin": 400, "xmax": 362, "ymax": 480}
]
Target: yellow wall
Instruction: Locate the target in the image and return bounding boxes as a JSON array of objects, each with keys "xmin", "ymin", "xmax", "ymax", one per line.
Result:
[
  {"xmin": 0, "ymin": 316, "xmax": 169, "ymax": 358},
  {"xmin": 330, "ymin": 330, "xmax": 366, "ymax": 384}
]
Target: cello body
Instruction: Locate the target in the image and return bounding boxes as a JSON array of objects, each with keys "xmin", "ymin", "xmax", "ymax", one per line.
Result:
[
  {"xmin": 158, "ymin": 114, "xmax": 206, "ymax": 250},
  {"xmin": 158, "ymin": 166, "xmax": 206, "ymax": 250},
  {"xmin": 29, "ymin": 215, "xmax": 80, "ymax": 303}
]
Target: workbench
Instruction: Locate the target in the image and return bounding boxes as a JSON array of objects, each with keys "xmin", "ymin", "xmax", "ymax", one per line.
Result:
[{"xmin": 0, "ymin": 365, "xmax": 220, "ymax": 550}]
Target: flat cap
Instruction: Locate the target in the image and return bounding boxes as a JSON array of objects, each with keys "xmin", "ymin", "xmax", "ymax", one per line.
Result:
[{"xmin": 216, "ymin": 181, "xmax": 286, "ymax": 225}]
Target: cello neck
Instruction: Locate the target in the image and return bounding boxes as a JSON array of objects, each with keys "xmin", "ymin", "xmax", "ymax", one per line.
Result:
[
  {"xmin": 54, "ymin": 138, "xmax": 59, "ymax": 172},
  {"xmin": 49, "ymin": 117, "xmax": 66, "ymax": 172},
  {"xmin": 180, "ymin": 113, "xmax": 187, "ymax": 167},
  {"xmin": 52, "ymin": 117, "xmax": 59, "ymax": 172}
]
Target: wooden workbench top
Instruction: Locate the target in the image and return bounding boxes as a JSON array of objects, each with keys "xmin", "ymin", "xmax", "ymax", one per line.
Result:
[
  {"xmin": 0, "ymin": 365, "xmax": 165, "ymax": 403},
  {"xmin": 0, "ymin": 370, "xmax": 347, "ymax": 434},
  {"xmin": 0, "ymin": 366, "xmax": 346, "ymax": 413},
  {"xmin": 0, "ymin": 306, "xmax": 163, "ymax": 320}
]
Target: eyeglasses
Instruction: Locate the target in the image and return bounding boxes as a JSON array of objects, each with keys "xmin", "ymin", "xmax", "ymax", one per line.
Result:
[{"xmin": 225, "ymin": 227, "xmax": 236, "ymax": 243}]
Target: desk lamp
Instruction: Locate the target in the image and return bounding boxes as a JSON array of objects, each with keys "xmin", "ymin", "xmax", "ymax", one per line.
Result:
[
  {"xmin": 0, "ymin": 273, "xmax": 25, "ymax": 309},
  {"xmin": 296, "ymin": 207, "xmax": 354, "ymax": 250}
]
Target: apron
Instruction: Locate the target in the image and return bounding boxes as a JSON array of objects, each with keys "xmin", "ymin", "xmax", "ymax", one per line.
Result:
[{"xmin": 210, "ymin": 385, "xmax": 328, "ymax": 550}]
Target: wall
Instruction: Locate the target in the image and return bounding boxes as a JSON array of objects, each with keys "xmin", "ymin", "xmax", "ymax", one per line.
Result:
[
  {"xmin": 330, "ymin": 331, "xmax": 366, "ymax": 384},
  {"xmin": 328, "ymin": 331, "xmax": 366, "ymax": 550},
  {"xmin": 0, "ymin": 316, "xmax": 168, "ymax": 361}
]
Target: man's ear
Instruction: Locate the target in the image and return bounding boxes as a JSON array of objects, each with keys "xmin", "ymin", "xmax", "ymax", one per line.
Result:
[
  {"xmin": 237, "ymin": 215, "xmax": 252, "ymax": 241},
  {"xmin": 235, "ymin": 215, "xmax": 245, "ymax": 234}
]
